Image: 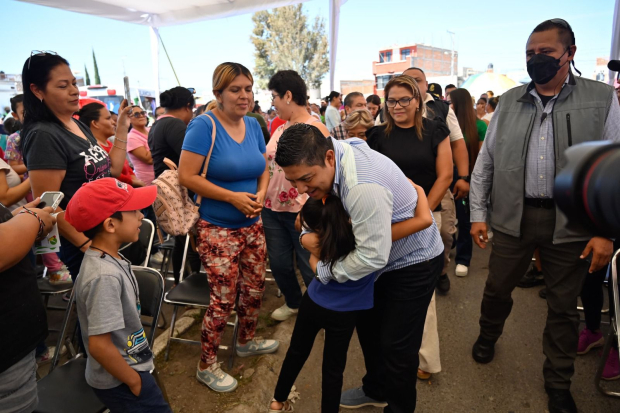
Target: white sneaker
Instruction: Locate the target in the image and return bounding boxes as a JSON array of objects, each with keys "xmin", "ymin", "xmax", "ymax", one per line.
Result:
[
  {"xmin": 150, "ymin": 251, "xmax": 164, "ymax": 265},
  {"xmin": 271, "ymin": 304, "xmax": 299, "ymax": 321},
  {"xmin": 236, "ymin": 337, "xmax": 279, "ymax": 357},
  {"xmin": 455, "ymin": 264, "xmax": 469, "ymax": 277},
  {"xmin": 196, "ymin": 362, "xmax": 238, "ymax": 393}
]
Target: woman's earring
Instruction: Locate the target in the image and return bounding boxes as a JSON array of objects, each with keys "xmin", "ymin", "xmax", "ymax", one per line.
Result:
[
  {"xmin": 287, "ymin": 101, "xmax": 290, "ymax": 105},
  {"xmin": 40, "ymin": 98, "xmax": 43, "ymax": 103}
]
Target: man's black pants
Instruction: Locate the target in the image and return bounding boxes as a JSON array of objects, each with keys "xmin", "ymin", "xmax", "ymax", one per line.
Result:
[
  {"xmin": 479, "ymin": 205, "xmax": 590, "ymax": 389},
  {"xmin": 358, "ymin": 255, "xmax": 442, "ymax": 413}
]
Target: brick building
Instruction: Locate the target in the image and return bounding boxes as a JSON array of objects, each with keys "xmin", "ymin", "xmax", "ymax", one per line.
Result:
[{"xmin": 372, "ymin": 44, "xmax": 458, "ymax": 97}]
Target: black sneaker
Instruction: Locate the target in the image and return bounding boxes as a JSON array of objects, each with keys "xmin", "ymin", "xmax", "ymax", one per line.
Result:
[
  {"xmin": 517, "ymin": 265, "xmax": 544, "ymax": 288},
  {"xmin": 437, "ymin": 274, "xmax": 450, "ymax": 293},
  {"xmin": 539, "ymin": 288, "xmax": 547, "ymax": 299}
]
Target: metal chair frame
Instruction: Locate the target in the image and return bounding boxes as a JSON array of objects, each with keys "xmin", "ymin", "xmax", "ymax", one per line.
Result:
[
  {"xmin": 163, "ymin": 234, "xmax": 239, "ymax": 370},
  {"xmin": 594, "ymin": 249, "xmax": 620, "ymax": 398}
]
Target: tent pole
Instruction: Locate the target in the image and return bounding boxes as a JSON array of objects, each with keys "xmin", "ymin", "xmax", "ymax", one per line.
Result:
[
  {"xmin": 155, "ymin": 29, "xmax": 181, "ymax": 86},
  {"xmin": 150, "ymin": 27, "xmax": 160, "ymax": 104},
  {"xmin": 328, "ymin": 0, "xmax": 343, "ymax": 91},
  {"xmin": 609, "ymin": 0, "xmax": 620, "ymax": 85}
]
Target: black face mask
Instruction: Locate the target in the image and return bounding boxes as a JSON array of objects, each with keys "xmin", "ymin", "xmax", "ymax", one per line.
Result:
[{"xmin": 527, "ymin": 49, "xmax": 569, "ymax": 85}]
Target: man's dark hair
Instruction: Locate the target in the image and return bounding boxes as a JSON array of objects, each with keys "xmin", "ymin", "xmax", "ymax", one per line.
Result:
[
  {"xmin": 405, "ymin": 67, "xmax": 425, "ymax": 75},
  {"xmin": 83, "ymin": 211, "xmax": 123, "ymax": 240},
  {"xmin": 445, "ymin": 84, "xmax": 456, "ymax": 90},
  {"xmin": 531, "ymin": 19, "xmax": 575, "ymax": 50},
  {"xmin": 10, "ymin": 94, "xmax": 23, "ymax": 113},
  {"xmin": 319, "ymin": 106, "xmax": 326, "ymax": 115},
  {"xmin": 268, "ymin": 70, "xmax": 307, "ymax": 107},
  {"xmin": 275, "ymin": 123, "xmax": 334, "ymax": 168},
  {"xmin": 344, "ymin": 92, "xmax": 364, "ymax": 108},
  {"xmin": 366, "ymin": 94, "xmax": 381, "ymax": 106}
]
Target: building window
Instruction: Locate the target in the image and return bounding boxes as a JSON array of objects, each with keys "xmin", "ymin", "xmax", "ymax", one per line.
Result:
[
  {"xmin": 376, "ymin": 75, "xmax": 393, "ymax": 90},
  {"xmin": 379, "ymin": 51, "xmax": 392, "ymax": 63},
  {"xmin": 401, "ymin": 49, "xmax": 411, "ymax": 60}
]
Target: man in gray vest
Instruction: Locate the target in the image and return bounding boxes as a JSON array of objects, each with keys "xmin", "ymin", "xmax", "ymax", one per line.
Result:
[{"xmin": 470, "ymin": 19, "xmax": 620, "ymax": 413}]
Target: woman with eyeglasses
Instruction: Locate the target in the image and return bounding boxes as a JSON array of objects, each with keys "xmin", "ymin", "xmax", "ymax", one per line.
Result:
[
  {"xmin": 21, "ymin": 52, "xmax": 132, "ymax": 279},
  {"xmin": 367, "ymin": 74, "xmax": 452, "ymax": 382},
  {"xmin": 126, "ymin": 107, "xmax": 154, "ymax": 185},
  {"xmin": 342, "ymin": 109, "xmax": 374, "ymax": 141},
  {"xmin": 263, "ymin": 70, "xmax": 330, "ymax": 322}
]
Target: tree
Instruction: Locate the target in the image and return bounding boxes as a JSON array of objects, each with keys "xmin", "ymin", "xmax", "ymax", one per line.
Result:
[
  {"xmin": 84, "ymin": 65, "xmax": 91, "ymax": 86},
  {"xmin": 251, "ymin": 5, "xmax": 329, "ymax": 90},
  {"xmin": 92, "ymin": 49, "xmax": 101, "ymax": 85}
]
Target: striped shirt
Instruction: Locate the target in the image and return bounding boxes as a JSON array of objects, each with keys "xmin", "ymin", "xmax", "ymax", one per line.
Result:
[{"xmin": 315, "ymin": 137, "xmax": 444, "ymax": 284}]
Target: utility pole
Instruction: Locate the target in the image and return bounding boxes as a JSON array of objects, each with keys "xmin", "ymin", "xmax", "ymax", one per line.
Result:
[{"xmin": 447, "ymin": 30, "xmax": 456, "ymax": 77}]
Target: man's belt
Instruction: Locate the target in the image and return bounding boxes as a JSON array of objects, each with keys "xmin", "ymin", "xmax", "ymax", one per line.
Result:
[{"xmin": 524, "ymin": 198, "xmax": 555, "ymax": 209}]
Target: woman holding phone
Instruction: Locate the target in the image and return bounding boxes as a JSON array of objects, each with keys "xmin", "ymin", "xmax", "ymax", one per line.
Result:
[{"xmin": 21, "ymin": 52, "xmax": 132, "ymax": 279}]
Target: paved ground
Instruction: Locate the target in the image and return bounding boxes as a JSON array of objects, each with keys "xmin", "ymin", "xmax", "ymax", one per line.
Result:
[{"xmin": 40, "ymin": 244, "xmax": 620, "ymax": 412}]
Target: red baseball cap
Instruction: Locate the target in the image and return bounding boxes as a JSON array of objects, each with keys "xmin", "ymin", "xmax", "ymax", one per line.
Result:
[{"xmin": 65, "ymin": 178, "xmax": 157, "ymax": 232}]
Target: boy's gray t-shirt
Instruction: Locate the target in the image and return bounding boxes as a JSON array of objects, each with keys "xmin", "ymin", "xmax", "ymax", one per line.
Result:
[{"xmin": 76, "ymin": 249, "xmax": 154, "ymax": 389}]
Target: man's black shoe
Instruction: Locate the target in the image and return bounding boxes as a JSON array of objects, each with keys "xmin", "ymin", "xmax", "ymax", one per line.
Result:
[
  {"xmin": 545, "ymin": 387, "xmax": 577, "ymax": 413},
  {"xmin": 517, "ymin": 265, "xmax": 544, "ymax": 288},
  {"xmin": 539, "ymin": 287, "xmax": 547, "ymax": 299},
  {"xmin": 472, "ymin": 336, "xmax": 495, "ymax": 364},
  {"xmin": 437, "ymin": 274, "xmax": 450, "ymax": 293}
]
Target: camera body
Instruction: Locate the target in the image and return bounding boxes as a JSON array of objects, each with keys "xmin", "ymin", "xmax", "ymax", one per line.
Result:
[{"xmin": 554, "ymin": 142, "xmax": 620, "ymax": 238}]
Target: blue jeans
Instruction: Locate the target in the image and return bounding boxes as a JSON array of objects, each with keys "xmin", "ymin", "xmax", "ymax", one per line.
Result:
[
  {"xmin": 261, "ymin": 208, "xmax": 313, "ymax": 309},
  {"xmin": 58, "ymin": 237, "xmax": 85, "ymax": 282},
  {"xmin": 92, "ymin": 371, "xmax": 171, "ymax": 413}
]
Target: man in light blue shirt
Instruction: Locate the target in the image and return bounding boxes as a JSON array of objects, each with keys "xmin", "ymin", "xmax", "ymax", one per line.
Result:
[{"xmin": 276, "ymin": 123, "xmax": 443, "ymax": 412}]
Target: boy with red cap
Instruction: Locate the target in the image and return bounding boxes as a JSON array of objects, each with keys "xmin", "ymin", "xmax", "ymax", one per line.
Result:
[{"xmin": 65, "ymin": 178, "xmax": 171, "ymax": 412}]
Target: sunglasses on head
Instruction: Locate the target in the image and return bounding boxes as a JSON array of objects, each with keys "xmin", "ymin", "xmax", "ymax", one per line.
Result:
[{"xmin": 28, "ymin": 50, "xmax": 58, "ymax": 70}]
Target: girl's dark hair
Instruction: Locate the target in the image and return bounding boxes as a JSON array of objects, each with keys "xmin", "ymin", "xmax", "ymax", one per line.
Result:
[
  {"xmin": 325, "ymin": 91, "xmax": 340, "ymax": 103},
  {"xmin": 159, "ymin": 87, "xmax": 195, "ymax": 110},
  {"xmin": 268, "ymin": 70, "xmax": 308, "ymax": 107},
  {"xmin": 487, "ymin": 97, "xmax": 499, "ymax": 110},
  {"xmin": 77, "ymin": 102, "xmax": 105, "ymax": 128},
  {"xmin": 21, "ymin": 53, "xmax": 71, "ymax": 136},
  {"xmin": 83, "ymin": 211, "xmax": 123, "ymax": 240},
  {"xmin": 319, "ymin": 106, "xmax": 326, "ymax": 115},
  {"xmin": 299, "ymin": 197, "xmax": 355, "ymax": 271},
  {"xmin": 366, "ymin": 94, "xmax": 381, "ymax": 106},
  {"xmin": 10, "ymin": 94, "xmax": 23, "ymax": 113},
  {"xmin": 450, "ymin": 88, "xmax": 480, "ymax": 173},
  {"xmin": 3, "ymin": 117, "xmax": 21, "ymax": 134}
]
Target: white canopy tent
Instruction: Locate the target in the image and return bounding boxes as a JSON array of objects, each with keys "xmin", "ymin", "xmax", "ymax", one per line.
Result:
[
  {"xmin": 18, "ymin": 0, "xmax": 348, "ymax": 98},
  {"xmin": 610, "ymin": 0, "xmax": 620, "ymax": 85}
]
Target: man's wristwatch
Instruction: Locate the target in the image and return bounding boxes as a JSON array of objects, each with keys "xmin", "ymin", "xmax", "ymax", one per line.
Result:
[{"xmin": 457, "ymin": 175, "xmax": 471, "ymax": 183}]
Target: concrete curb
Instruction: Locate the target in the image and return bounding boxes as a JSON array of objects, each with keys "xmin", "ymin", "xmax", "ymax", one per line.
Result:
[{"xmin": 152, "ymin": 308, "xmax": 202, "ymax": 357}]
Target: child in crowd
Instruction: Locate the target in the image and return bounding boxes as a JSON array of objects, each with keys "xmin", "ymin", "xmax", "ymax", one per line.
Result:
[
  {"xmin": 269, "ymin": 182, "xmax": 433, "ymax": 412},
  {"xmin": 65, "ymin": 178, "xmax": 171, "ymax": 413}
]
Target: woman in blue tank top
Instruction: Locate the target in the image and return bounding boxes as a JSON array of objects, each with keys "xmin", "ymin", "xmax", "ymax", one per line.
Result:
[{"xmin": 269, "ymin": 183, "xmax": 434, "ymax": 412}]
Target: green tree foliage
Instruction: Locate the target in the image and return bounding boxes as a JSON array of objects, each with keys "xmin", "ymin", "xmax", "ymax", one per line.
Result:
[
  {"xmin": 251, "ymin": 5, "xmax": 329, "ymax": 89},
  {"xmin": 92, "ymin": 49, "xmax": 101, "ymax": 85},
  {"xmin": 84, "ymin": 65, "xmax": 91, "ymax": 86}
]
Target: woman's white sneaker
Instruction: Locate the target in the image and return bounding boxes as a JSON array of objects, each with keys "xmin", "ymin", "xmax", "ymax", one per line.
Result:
[
  {"xmin": 196, "ymin": 362, "xmax": 238, "ymax": 392},
  {"xmin": 236, "ymin": 337, "xmax": 279, "ymax": 357},
  {"xmin": 271, "ymin": 304, "xmax": 299, "ymax": 321},
  {"xmin": 455, "ymin": 264, "xmax": 469, "ymax": 277}
]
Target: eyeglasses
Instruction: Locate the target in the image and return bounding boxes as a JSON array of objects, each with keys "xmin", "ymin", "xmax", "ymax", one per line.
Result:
[
  {"xmin": 271, "ymin": 94, "xmax": 280, "ymax": 102},
  {"xmin": 130, "ymin": 111, "xmax": 147, "ymax": 118},
  {"xmin": 385, "ymin": 97, "xmax": 415, "ymax": 108},
  {"xmin": 28, "ymin": 50, "xmax": 58, "ymax": 70}
]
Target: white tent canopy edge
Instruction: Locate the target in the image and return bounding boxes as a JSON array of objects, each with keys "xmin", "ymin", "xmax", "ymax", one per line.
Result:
[{"xmin": 19, "ymin": 0, "xmax": 348, "ymax": 98}]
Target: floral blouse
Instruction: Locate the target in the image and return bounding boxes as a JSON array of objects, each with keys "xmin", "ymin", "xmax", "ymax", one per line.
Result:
[
  {"xmin": 5, "ymin": 132, "xmax": 23, "ymax": 164},
  {"xmin": 264, "ymin": 117, "xmax": 323, "ymax": 213}
]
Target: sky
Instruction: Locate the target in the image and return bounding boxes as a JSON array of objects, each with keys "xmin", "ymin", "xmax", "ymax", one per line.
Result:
[{"xmin": 0, "ymin": 0, "xmax": 614, "ymax": 100}]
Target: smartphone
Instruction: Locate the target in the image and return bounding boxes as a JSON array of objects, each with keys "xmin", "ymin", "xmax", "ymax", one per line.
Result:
[
  {"xmin": 123, "ymin": 76, "xmax": 131, "ymax": 105},
  {"xmin": 39, "ymin": 191, "xmax": 64, "ymax": 211}
]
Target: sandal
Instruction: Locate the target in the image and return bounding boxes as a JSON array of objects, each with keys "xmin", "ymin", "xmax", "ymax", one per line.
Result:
[{"xmin": 268, "ymin": 386, "xmax": 300, "ymax": 412}]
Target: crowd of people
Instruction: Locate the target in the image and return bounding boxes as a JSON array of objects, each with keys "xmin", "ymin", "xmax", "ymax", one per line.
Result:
[{"xmin": 1, "ymin": 17, "xmax": 620, "ymax": 413}]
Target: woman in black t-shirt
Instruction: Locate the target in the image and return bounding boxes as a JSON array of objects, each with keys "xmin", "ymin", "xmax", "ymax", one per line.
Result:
[
  {"xmin": 21, "ymin": 52, "xmax": 132, "ymax": 279},
  {"xmin": 148, "ymin": 86, "xmax": 201, "ymax": 283},
  {"xmin": 0, "ymin": 200, "xmax": 55, "ymax": 412},
  {"xmin": 366, "ymin": 74, "xmax": 452, "ymax": 382}
]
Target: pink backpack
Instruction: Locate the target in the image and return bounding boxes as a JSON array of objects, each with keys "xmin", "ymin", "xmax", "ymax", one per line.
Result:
[{"xmin": 152, "ymin": 114, "xmax": 216, "ymax": 236}]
